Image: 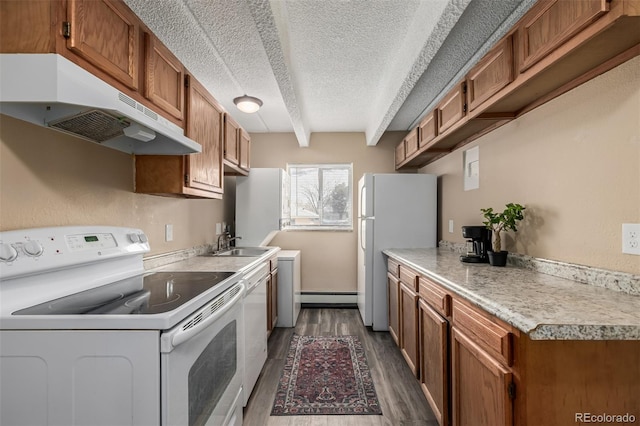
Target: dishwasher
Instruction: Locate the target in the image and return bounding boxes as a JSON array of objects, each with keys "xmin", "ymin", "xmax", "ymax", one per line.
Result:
[{"xmin": 242, "ymin": 262, "xmax": 269, "ymax": 406}]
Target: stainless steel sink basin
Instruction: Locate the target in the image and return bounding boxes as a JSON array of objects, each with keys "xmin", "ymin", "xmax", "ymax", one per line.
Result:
[{"xmin": 214, "ymin": 247, "xmax": 269, "ymax": 257}]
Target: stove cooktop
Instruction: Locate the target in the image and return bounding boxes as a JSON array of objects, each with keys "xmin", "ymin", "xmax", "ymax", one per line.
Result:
[{"xmin": 15, "ymin": 271, "xmax": 235, "ymax": 316}]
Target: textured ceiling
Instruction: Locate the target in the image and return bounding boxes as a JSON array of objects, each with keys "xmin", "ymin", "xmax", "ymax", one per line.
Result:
[{"xmin": 123, "ymin": 0, "xmax": 534, "ymax": 147}]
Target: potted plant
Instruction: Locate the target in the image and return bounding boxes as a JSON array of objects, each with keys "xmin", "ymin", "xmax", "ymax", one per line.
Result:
[{"xmin": 480, "ymin": 203, "xmax": 525, "ymax": 266}]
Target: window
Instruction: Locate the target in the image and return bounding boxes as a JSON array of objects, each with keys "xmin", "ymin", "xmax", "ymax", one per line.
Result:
[{"xmin": 286, "ymin": 163, "xmax": 353, "ymax": 230}]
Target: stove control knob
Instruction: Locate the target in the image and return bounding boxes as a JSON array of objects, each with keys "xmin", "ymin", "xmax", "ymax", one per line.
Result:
[
  {"xmin": 138, "ymin": 233, "xmax": 148, "ymax": 243},
  {"xmin": 0, "ymin": 243, "xmax": 18, "ymax": 262},
  {"xmin": 23, "ymin": 240, "xmax": 44, "ymax": 257},
  {"xmin": 128, "ymin": 233, "xmax": 141, "ymax": 243}
]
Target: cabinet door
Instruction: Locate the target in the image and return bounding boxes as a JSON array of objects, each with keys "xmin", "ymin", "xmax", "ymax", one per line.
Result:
[
  {"xmin": 144, "ymin": 33, "xmax": 184, "ymax": 121},
  {"xmin": 404, "ymin": 128, "xmax": 419, "ymax": 158},
  {"xmin": 518, "ymin": 0, "xmax": 609, "ymax": 73},
  {"xmin": 399, "ymin": 281, "xmax": 419, "ymax": 377},
  {"xmin": 467, "ymin": 35, "xmax": 514, "ymax": 112},
  {"xmin": 395, "ymin": 140, "xmax": 406, "ymax": 167},
  {"xmin": 419, "ymin": 299, "xmax": 449, "ymax": 426},
  {"xmin": 267, "ymin": 271, "xmax": 278, "ymax": 335},
  {"xmin": 239, "ymin": 129, "xmax": 250, "ymax": 170},
  {"xmin": 66, "ymin": 0, "xmax": 139, "ymax": 89},
  {"xmin": 418, "ymin": 111, "xmax": 437, "ymax": 148},
  {"xmin": 185, "ymin": 75, "xmax": 223, "ymax": 195},
  {"xmin": 452, "ymin": 327, "xmax": 513, "ymax": 426},
  {"xmin": 437, "ymin": 82, "xmax": 466, "ymax": 134},
  {"xmin": 388, "ymin": 273, "xmax": 400, "ymax": 346},
  {"xmin": 224, "ymin": 115, "xmax": 240, "ymax": 165}
]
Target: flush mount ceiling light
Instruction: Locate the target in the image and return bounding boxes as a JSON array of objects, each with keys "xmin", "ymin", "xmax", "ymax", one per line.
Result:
[{"xmin": 233, "ymin": 95, "xmax": 263, "ymax": 113}]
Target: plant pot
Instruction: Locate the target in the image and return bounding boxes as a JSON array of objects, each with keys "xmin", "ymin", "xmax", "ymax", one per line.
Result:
[{"xmin": 488, "ymin": 250, "xmax": 508, "ymax": 267}]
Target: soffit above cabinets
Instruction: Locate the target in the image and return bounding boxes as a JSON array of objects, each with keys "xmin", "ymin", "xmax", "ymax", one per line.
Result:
[{"xmin": 123, "ymin": 0, "xmax": 534, "ymax": 147}]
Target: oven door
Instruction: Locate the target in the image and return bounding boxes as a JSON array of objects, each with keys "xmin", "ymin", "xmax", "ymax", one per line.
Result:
[{"xmin": 161, "ymin": 281, "xmax": 245, "ymax": 426}]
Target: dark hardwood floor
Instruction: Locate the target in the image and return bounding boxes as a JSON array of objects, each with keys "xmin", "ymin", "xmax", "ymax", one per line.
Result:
[{"xmin": 243, "ymin": 308, "xmax": 438, "ymax": 426}]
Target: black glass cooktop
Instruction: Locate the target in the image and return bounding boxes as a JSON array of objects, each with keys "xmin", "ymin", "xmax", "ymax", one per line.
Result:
[{"xmin": 15, "ymin": 271, "xmax": 235, "ymax": 315}]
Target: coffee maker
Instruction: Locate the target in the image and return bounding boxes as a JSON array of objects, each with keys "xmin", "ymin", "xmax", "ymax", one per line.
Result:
[{"xmin": 460, "ymin": 226, "xmax": 492, "ymax": 263}]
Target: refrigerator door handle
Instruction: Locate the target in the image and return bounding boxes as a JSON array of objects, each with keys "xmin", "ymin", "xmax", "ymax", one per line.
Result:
[
  {"xmin": 360, "ymin": 219, "xmax": 365, "ymax": 251},
  {"xmin": 360, "ymin": 183, "xmax": 365, "ymax": 218}
]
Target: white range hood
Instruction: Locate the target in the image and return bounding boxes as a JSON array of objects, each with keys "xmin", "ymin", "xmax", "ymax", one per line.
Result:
[{"xmin": 0, "ymin": 54, "xmax": 201, "ymax": 155}]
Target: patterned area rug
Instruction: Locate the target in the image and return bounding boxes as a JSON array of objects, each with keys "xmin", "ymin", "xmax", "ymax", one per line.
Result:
[{"xmin": 271, "ymin": 334, "xmax": 382, "ymax": 416}]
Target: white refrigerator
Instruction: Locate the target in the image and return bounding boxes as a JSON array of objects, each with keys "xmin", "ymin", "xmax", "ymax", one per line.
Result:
[
  {"xmin": 236, "ymin": 168, "xmax": 290, "ymax": 246},
  {"xmin": 357, "ymin": 173, "xmax": 437, "ymax": 331}
]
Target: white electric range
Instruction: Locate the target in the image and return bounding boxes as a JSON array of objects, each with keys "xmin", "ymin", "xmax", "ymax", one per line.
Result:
[{"xmin": 0, "ymin": 226, "xmax": 245, "ymax": 426}]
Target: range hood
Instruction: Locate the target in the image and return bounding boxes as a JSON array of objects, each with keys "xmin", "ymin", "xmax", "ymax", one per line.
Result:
[{"xmin": 0, "ymin": 54, "xmax": 201, "ymax": 155}]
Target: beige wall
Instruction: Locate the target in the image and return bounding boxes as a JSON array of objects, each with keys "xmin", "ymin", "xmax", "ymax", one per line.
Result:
[
  {"xmin": 421, "ymin": 57, "xmax": 640, "ymax": 275},
  {"xmin": 0, "ymin": 115, "xmax": 228, "ymax": 256},
  {"xmin": 248, "ymin": 132, "xmax": 401, "ymax": 292}
]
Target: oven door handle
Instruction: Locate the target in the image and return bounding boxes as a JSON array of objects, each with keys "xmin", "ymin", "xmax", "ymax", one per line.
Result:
[{"xmin": 161, "ymin": 281, "xmax": 245, "ymax": 353}]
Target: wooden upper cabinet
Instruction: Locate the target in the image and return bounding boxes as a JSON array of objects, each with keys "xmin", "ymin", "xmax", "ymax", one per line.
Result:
[
  {"xmin": 467, "ymin": 35, "xmax": 514, "ymax": 112},
  {"xmin": 144, "ymin": 33, "xmax": 185, "ymax": 121},
  {"xmin": 437, "ymin": 82, "xmax": 466, "ymax": 134},
  {"xmin": 418, "ymin": 111, "xmax": 437, "ymax": 148},
  {"xmin": 0, "ymin": 1, "xmax": 55, "ymax": 52},
  {"xmin": 134, "ymin": 74, "xmax": 223, "ymax": 198},
  {"xmin": 66, "ymin": 0, "xmax": 140, "ymax": 90},
  {"xmin": 223, "ymin": 115, "xmax": 250, "ymax": 175},
  {"xmin": 404, "ymin": 128, "xmax": 419, "ymax": 158},
  {"xmin": 184, "ymin": 75, "xmax": 224, "ymax": 195},
  {"xmin": 518, "ymin": 0, "xmax": 610, "ymax": 73},
  {"xmin": 239, "ymin": 128, "xmax": 251, "ymax": 170},
  {"xmin": 395, "ymin": 140, "xmax": 406, "ymax": 167},
  {"xmin": 224, "ymin": 114, "xmax": 240, "ymax": 165}
]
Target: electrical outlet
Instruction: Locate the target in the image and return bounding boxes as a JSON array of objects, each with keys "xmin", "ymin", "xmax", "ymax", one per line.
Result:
[
  {"xmin": 215, "ymin": 223, "xmax": 222, "ymax": 235},
  {"xmin": 165, "ymin": 224, "xmax": 174, "ymax": 242},
  {"xmin": 622, "ymin": 223, "xmax": 640, "ymax": 255},
  {"xmin": 449, "ymin": 220, "xmax": 454, "ymax": 233}
]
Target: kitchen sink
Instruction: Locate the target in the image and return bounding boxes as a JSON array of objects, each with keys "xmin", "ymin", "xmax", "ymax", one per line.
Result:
[{"xmin": 212, "ymin": 247, "xmax": 269, "ymax": 257}]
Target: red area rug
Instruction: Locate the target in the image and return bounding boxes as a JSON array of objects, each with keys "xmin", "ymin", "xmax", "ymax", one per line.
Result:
[{"xmin": 271, "ymin": 334, "xmax": 382, "ymax": 416}]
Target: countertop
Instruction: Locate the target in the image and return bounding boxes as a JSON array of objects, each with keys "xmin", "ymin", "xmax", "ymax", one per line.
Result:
[
  {"xmin": 383, "ymin": 248, "xmax": 640, "ymax": 340},
  {"xmin": 150, "ymin": 247, "xmax": 280, "ymax": 275}
]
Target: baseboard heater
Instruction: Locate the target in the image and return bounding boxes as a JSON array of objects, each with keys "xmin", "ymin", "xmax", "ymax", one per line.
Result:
[{"xmin": 301, "ymin": 291, "xmax": 357, "ymax": 308}]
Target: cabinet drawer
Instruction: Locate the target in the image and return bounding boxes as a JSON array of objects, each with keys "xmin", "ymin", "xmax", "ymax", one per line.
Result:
[
  {"xmin": 419, "ymin": 277, "xmax": 451, "ymax": 318},
  {"xmin": 399, "ymin": 265, "xmax": 419, "ymax": 292},
  {"xmin": 388, "ymin": 259, "xmax": 400, "ymax": 277},
  {"xmin": 452, "ymin": 300, "xmax": 513, "ymax": 367},
  {"xmin": 418, "ymin": 111, "xmax": 437, "ymax": 148},
  {"xmin": 518, "ymin": 0, "xmax": 610, "ymax": 73}
]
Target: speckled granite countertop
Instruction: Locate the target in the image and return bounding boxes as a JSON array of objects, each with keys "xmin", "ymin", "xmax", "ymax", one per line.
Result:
[
  {"xmin": 148, "ymin": 247, "xmax": 280, "ymax": 275},
  {"xmin": 383, "ymin": 248, "xmax": 640, "ymax": 341}
]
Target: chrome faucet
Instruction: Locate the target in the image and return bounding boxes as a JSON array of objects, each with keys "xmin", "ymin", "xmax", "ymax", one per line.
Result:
[
  {"xmin": 227, "ymin": 236, "xmax": 242, "ymax": 248},
  {"xmin": 216, "ymin": 233, "xmax": 242, "ymax": 252},
  {"xmin": 217, "ymin": 232, "xmax": 230, "ymax": 251}
]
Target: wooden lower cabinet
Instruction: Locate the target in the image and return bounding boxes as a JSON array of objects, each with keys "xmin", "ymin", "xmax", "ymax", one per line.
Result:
[
  {"xmin": 267, "ymin": 267, "xmax": 278, "ymax": 337},
  {"xmin": 419, "ymin": 299, "xmax": 449, "ymax": 426},
  {"xmin": 452, "ymin": 327, "xmax": 513, "ymax": 426},
  {"xmin": 399, "ymin": 281, "xmax": 419, "ymax": 376},
  {"xmin": 388, "ymin": 255, "xmax": 640, "ymax": 426},
  {"xmin": 388, "ymin": 273, "xmax": 400, "ymax": 346}
]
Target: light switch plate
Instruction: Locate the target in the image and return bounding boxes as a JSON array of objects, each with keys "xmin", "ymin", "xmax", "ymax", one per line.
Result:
[
  {"xmin": 449, "ymin": 220, "xmax": 454, "ymax": 233},
  {"xmin": 622, "ymin": 223, "xmax": 640, "ymax": 255},
  {"xmin": 165, "ymin": 224, "xmax": 173, "ymax": 242},
  {"xmin": 215, "ymin": 223, "xmax": 222, "ymax": 235}
]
